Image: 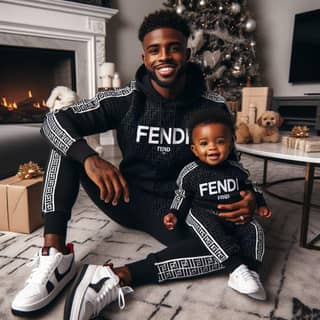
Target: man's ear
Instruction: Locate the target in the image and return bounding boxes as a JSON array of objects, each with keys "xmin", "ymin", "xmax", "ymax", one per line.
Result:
[{"xmin": 141, "ymin": 53, "xmax": 145, "ymax": 63}]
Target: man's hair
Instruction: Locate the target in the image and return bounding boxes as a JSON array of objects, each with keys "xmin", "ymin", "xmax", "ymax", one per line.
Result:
[
  {"xmin": 188, "ymin": 109, "xmax": 235, "ymax": 141},
  {"xmin": 138, "ymin": 10, "xmax": 190, "ymax": 42}
]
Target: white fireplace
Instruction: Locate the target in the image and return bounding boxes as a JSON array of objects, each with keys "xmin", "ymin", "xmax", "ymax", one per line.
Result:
[{"xmin": 0, "ymin": 0, "xmax": 118, "ymax": 143}]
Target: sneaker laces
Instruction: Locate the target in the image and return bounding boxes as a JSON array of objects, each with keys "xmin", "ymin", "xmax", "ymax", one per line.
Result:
[
  {"xmin": 236, "ymin": 265, "xmax": 254, "ymax": 282},
  {"xmin": 26, "ymin": 253, "xmax": 60, "ymax": 285}
]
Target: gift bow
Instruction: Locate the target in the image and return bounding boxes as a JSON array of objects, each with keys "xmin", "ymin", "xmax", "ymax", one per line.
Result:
[{"xmin": 16, "ymin": 161, "xmax": 44, "ymax": 180}]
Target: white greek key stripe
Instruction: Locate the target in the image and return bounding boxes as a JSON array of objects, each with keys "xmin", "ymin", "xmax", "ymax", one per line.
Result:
[
  {"xmin": 171, "ymin": 162, "xmax": 198, "ymax": 210},
  {"xmin": 155, "ymin": 255, "xmax": 224, "ymax": 283},
  {"xmin": 250, "ymin": 219, "xmax": 265, "ymax": 262},
  {"xmin": 42, "ymin": 150, "xmax": 61, "ymax": 213},
  {"xmin": 186, "ymin": 211, "xmax": 229, "ymax": 263},
  {"xmin": 43, "ymin": 112, "xmax": 75, "ymax": 155},
  {"xmin": 71, "ymin": 81, "xmax": 136, "ymax": 114}
]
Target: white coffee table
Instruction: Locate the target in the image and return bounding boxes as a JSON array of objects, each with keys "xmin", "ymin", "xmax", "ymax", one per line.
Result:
[{"xmin": 236, "ymin": 142, "xmax": 320, "ymax": 250}]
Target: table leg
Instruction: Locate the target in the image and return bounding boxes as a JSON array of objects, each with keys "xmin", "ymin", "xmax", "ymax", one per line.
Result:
[{"xmin": 300, "ymin": 163, "xmax": 315, "ymax": 248}]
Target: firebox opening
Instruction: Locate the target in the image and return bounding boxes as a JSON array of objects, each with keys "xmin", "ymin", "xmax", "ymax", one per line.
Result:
[{"xmin": 0, "ymin": 45, "xmax": 76, "ymax": 124}]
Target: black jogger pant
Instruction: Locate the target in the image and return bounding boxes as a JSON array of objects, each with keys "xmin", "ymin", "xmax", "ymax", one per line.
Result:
[
  {"xmin": 185, "ymin": 210, "xmax": 264, "ymax": 272},
  {"xmin": 42, "ymin": 150, "xmax": 265, "ymax": 286}
]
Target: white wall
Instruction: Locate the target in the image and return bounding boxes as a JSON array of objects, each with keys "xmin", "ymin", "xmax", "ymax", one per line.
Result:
[
  {"xmin": 250, "ymin": 0, "xmax": 320, "ymax": 96},
  {"xmin": 106, "ymin": 0, "xmax": 164, "ymax": 85}
]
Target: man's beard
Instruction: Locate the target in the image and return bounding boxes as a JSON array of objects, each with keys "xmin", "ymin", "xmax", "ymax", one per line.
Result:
[{"xmin": 147, "ymin": 65, "xmax": 187, "ymax": 88}]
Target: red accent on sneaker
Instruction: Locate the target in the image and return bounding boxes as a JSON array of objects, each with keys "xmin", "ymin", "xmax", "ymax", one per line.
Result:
[
  {"xmin": 41, "ymin": 247, "xmax": 50, "ymax": 256},
  {"xmin": 66, "ymin": 243, "xmax": 74, "ymax": 254}
]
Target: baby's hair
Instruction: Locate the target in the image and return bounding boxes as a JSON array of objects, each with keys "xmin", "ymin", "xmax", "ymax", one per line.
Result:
[
  {"xmin": 138, "ymin": 10, "xmax": 190, "ymax": 42},
  {"xmin": 188, "ymin": 109, "xmax": 235, "ymax": 141}
]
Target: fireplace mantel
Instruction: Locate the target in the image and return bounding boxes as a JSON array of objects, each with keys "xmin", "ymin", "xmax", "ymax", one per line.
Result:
[{"xmin": 0, "ymin": 0, "xmax": 118, "ymax": 98}]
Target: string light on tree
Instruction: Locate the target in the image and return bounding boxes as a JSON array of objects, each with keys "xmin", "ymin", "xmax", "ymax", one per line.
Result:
[
  {"xmin": 176, "ymin": 0, "xmax": 186, "ymax": 14},
  {"xmin": 230, "ymin": 2, "xmax": 241, "ymax": 15},
  {"xmin": 163, "ymin": 0, "xmax": 262, "ymax": 101}
]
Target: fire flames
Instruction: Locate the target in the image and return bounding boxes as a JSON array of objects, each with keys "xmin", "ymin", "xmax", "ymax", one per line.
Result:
[
  {"xmin": 0, "ymin": 90, "xmax": 49, "ymax": 123},
  {"xmin": 1, "ymin": 90, "xmax": 47, "ymax": 111}
]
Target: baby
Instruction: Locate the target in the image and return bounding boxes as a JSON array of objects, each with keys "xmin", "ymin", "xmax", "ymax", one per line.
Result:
[{"xmin": 163, "ymin": 108, "xmax": 271, "ymax": 300}]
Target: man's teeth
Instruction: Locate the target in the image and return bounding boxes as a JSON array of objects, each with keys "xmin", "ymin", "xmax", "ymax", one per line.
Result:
[{"xmin": 159, "ymin": 67, "xmax": 174, "ymax": 72}]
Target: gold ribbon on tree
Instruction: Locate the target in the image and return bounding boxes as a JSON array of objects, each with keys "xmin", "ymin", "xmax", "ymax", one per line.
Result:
[
  {"xmin": 16, "ymin": 161, "xmax": 44, "ymax": 179},
  {"xmin": 290, "ymin": 126, "xmax": 309, "ymax": 138}
]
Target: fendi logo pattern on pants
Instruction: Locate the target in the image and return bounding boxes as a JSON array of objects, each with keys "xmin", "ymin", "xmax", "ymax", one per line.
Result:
[
  {"xmin": 186, "ymin": 211, "xmax": 229, "ymax": 263},
  {"xmin": 42, "ymin": 150, "xmax": 61, "ymax": 213},
  {"xmin": 250, "ymin": 220, "xmax": 265, "ymax": 262},
  {"xmin": 155, "ymin": 255, "xmax": 224, "ymax": 283}
]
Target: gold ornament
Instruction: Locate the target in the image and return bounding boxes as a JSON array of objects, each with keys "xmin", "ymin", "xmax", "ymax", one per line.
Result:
[
  {"xmin": 16, "ymin": 161, "xmax": 44, "ymax": 180},
  {"xmin": 290, "ymin": 126, "xmax": 309, "ymax": 138}
]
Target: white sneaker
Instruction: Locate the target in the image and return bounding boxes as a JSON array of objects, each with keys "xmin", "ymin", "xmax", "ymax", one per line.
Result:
[
  {"xmin": 64, "ymin": 264, "xmax": 133, "ymax": 320},
  {"xmin": 11, "ymin": 244, "xmax": 77, "ymax": 315},
  {"xmin": 247, "ymin": 271, "xmax": 267, "ymax": 300},
  {"xmin": 228, "ymin": 264, "xmax": 259, "ymax": 294}
]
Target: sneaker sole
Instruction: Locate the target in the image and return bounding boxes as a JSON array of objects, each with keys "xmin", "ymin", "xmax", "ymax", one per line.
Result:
[
  {"xmin": 64, "ymin": 264, "xmax": 97, "ymax": 320},
  {"xmin": 247, "ymin": 290, "xmax": 267, "ymax": 301},
  {"xmin": 11, "ymin": 263, "xmax": 77, "ymax": 315}
]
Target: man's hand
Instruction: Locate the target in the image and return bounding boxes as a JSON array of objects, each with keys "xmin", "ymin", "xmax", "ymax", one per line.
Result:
[
  {"xmin": 84, "ymin": 155, "xmax": 130, "ymax": 206},
  {"xmin": 218, "ymin": 190, "xmax": 256, "ymax": 224},
  {"xmin": 163, "ymin": 213, "xmax": 178, "ymax": 230}
]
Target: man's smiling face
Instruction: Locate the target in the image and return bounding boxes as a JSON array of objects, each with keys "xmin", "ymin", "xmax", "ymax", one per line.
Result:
[{"xmin": 142, "ymin": 28, "xmax": 190, "ymax": 89}]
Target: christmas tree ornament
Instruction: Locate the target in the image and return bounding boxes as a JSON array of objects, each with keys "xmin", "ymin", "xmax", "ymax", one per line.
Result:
[
  {"xmin": 188, "ymin": 29, "xmax": 205, "ymax": 56},
  {"xmin": 230, "ymin": 2, "xmax": 241, "ymax": 15},
  {"xmin": 176, "ymin": 0, "xmax": 186, "ymax": 14},
  {"xmin": 218, "ymin": 5, "xmax": 224, "ymax": 11},
  {"xmin": 232, "ymin": 58, "xmax": 244, "ymax": 78},
  {"xmin": 244, "ymin": 18, "xmax": 257, "ymax": 32},
  {"xmin": 224, "ymin": 53, "xmax": 232, "ymax": 60},
  {"xmin": 199, "ymin": 0, "xmax": 206, "ymax": 6},
  {"xmin": 202, "ymin": 50, "xmax": 222, "ymax": 69}
]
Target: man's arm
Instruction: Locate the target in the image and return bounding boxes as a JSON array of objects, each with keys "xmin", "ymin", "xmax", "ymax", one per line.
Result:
[
  {"xmin": 41, "ymin": 86, "xmax": 133, "ymax": 164},
  {"xmin": 41, "ymin": 86, "xmax": 134, "ymax": 204}
]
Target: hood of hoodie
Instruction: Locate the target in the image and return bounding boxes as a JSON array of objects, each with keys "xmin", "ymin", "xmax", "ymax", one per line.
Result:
[{"xmin": 135, "ymin": 62, "xmax": 206, "ymax": 108}]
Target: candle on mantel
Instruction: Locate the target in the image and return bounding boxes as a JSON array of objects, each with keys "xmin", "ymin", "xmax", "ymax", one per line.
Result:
[
  {"xmin": 100, "ymin": 62, "xmax": 115, "ymax": 89},
  {"xmin": 102, "ymin": 76, "xmax": 113, "ymax": 89},
  {"xmin": 100, "ymin": 62, "xmax": 115, "ymax": 77},
  {"xmin": 112, "ymin": 73, "xmax": 121, "ymax": 89}
]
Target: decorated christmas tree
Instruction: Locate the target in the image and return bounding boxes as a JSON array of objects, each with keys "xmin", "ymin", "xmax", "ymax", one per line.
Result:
[{"xmin": 163, "ymin": 0, "xmax": 261, "ymax": 102}]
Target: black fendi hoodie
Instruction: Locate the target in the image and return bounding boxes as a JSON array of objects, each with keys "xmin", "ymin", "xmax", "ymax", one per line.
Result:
[{"xmin": 41, "ymin": 63, "xmax": 230, "ymax": 197}]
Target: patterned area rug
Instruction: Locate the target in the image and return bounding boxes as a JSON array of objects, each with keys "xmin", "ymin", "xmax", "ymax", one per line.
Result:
[{"xmin": 0, "ymin": 153, "xmax": 319, "ymax": 320}]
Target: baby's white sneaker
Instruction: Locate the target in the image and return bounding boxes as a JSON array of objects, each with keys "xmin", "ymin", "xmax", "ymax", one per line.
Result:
[{"xmin": 228, "ymin": 264, "xmax": 259, "ymax": 294}]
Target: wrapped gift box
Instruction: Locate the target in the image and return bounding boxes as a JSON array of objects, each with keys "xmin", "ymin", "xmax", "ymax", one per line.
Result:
[
  {"xmin": 0, "ymin": 175, "xmax": 43, "ymax": 233},
  {"xmin": 282, "ymin": 136, "xmax": 320, "ymax": 153}
]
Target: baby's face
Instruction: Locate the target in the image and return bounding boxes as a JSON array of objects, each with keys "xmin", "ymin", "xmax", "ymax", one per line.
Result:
[{"xmin": 191, "ymin": 123, "xmax": 233, "ymax": 166}]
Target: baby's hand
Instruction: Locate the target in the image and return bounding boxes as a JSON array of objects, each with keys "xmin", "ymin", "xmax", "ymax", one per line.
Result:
[
  {"xmin": 163, "ymin": 213, "xmax": 178, "ymax": 230},
  {"xmin": 258, "ymin": 206, "xmax": 272, "ymax": 218}
]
